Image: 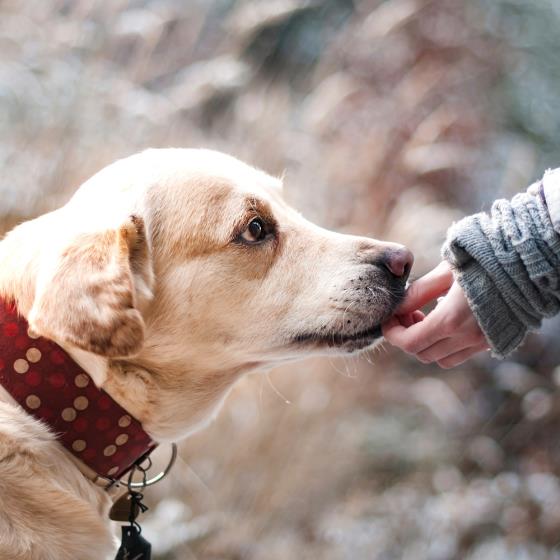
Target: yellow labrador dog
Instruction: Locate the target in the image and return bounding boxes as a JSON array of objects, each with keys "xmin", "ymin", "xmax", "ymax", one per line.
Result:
[{"xmin": 0, "ymin": 149, "xmax": 412, "ymax": 559}]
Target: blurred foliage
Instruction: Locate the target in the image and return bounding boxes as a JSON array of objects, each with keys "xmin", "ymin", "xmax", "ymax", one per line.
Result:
[
  {"xmin": 481, "ymin": 0, "xmax": 560, "ymax": 156},
  {"xmin": 1, "ymin": 0, "xmax": 560, "ymax": 559}
]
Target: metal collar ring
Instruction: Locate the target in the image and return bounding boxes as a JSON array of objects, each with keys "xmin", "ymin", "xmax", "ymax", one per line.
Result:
[{"xmin": 122, "ymin": 443, "xmax": 178, "ymax": 489}]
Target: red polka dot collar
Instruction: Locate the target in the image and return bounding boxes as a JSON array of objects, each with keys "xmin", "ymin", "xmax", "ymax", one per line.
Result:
[{"xmin": 0, "ymin": 299, "xmax": 156, "ymax": 483}]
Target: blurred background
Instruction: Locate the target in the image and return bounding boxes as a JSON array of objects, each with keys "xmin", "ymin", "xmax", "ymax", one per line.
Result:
[{"xmin": 2, "ymin": 0, "xmax": 560, "ymax": 558}]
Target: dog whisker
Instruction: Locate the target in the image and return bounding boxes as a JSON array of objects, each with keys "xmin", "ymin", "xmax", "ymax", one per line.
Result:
[{"xmin": 266, "ymin": 372, "xmax": 291, "ymax": 405}]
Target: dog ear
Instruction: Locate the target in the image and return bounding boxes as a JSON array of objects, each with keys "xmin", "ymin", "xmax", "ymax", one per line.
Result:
[{"xmin": 28, "ymin": 215, "xmax": 154, "ymax": 358}]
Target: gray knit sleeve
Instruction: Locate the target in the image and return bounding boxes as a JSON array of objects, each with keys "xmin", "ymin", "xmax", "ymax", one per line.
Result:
[{"xmin": 442, "ymin": 191, "xmax": 560, "ymax": 358}]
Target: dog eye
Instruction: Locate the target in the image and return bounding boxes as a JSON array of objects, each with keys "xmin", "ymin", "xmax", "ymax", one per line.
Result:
[{"xmin": 240, "ymin": 218, "xmax": 267, "ymax": 243}]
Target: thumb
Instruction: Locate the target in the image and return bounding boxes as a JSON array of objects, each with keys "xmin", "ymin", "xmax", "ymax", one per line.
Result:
[{"xmin": 396, "ymin": 261, "xmax": 454, "ymax": 315}]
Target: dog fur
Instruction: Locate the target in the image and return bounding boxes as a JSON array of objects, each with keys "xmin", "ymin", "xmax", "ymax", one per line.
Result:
[{"xmin": 0, "ymin": 149, "xmax": 409, "ymax": 559}]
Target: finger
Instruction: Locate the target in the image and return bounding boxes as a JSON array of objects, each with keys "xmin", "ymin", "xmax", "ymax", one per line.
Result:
[
  {"xmin": 417, "ymin": 337, "xmax": 472, "ymax": 364},
  {"xmin": 397, "ymin": 261, "xmax": 454, "ymax": 315},
  {"xmin": 399, "ymin": 313, "xmax": 417, "ymax": 328},
  {"xmin": 382, "ymin": 311, "xmax": 447, "ymax": 354},
  {"xmin": 394, "ymin": 310, "xmax": 426, "ymax": 328},
  {"xmin": 412, "ymin": 310, "xmax": 425, "ymax": 323},
  {"xmin": 436, "ymin": 343, "xmax": 488, "ymax": 369}
]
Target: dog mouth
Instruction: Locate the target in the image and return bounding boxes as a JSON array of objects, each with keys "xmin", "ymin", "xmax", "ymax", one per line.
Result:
[
  {"xmin": 290, "ymin": 278, "xmax": 407, "ymax": 353},
  {"xmin": 292, "ymin": 322, "xmax": 383, "ymax": 352},
  {"xmin": 291, "ymin": 289, "xmax": 405, "ymax": 353}
]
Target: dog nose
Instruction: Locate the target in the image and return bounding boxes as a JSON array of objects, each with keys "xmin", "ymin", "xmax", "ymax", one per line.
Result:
[{"xmin": 383, "ymin": 247, "xmax": 414, "ymax": 280}]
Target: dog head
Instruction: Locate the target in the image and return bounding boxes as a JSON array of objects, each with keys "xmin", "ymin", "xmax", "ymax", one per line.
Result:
[{"xmin": 19, "ymin": 149, "xmax": 412, "ymax": 437}]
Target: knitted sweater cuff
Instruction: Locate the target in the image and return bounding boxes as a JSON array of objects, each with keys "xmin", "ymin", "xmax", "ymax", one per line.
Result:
[
  {"xmin": 442, "ymin": 245, "xmax": 526, "ymax": 358},
  {"xmin": 442, "ymin": 191, "xmax": 560, "ymax": 358}
]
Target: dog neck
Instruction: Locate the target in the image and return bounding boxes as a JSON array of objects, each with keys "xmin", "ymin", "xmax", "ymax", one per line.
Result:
[{"xmin": 0, "ymin": 298, "xmax": 156, "ymax": 482}]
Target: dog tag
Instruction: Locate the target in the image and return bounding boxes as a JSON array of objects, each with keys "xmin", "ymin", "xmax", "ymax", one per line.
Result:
[
  {"xmin": 114, "ymin": 525, "xmax": 151, "ymax": 560},
  {"xmin": 109, "ymin": 493, "xmax": 140, "ymax": 523}
]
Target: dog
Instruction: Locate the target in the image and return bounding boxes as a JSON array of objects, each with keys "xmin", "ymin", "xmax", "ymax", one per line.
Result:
[{"xmin": 0, "ymin": 148, "xmax": 412, "ymax": 559}]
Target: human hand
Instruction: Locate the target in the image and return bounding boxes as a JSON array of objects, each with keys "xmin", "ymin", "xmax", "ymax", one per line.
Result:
[{"xmin": 382, "ymin": 261, "xmax": 489, "ymax": 368}]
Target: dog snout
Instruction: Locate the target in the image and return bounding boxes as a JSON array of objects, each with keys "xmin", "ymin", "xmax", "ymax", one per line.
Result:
[
  {"xmin": 382, "ymin": 246, "xmax": 414, "ymax": 281},
  {"xmin": 356, "ymin": 241, "xmax": 414, "ymax": 282}
]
